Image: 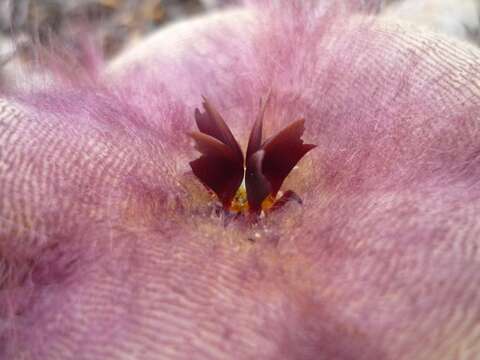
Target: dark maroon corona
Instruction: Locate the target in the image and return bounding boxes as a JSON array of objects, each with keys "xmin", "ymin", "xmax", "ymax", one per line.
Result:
[{"xmin": 189, "ymin": 97, "xmax": 316, "ymax": 214}]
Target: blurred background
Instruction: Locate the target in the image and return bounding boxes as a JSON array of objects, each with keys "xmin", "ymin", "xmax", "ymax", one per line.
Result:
[
  {"xmin": 0, "ymin": 0, "xmax": 223, "ymax": 64},
  {"xmin": 0, "ymin": 0, "xmax": 479, "ymax": 85}
]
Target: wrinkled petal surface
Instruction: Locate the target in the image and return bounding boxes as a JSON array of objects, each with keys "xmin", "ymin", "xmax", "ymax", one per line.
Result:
[{"xmin": 1, "ymin": 1, "xmax": 480, "ymax": 360}]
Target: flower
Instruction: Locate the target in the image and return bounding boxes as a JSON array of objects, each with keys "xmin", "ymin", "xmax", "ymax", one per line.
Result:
[{"xmin": 1, "ymin": 1, "xmax": 480, "ymax": 359}]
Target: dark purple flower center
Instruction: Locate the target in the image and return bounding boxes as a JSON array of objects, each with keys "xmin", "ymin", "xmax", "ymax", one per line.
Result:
[{"xmin": 189, "ymin": 97, "xmax": 316, "ymax": 215}]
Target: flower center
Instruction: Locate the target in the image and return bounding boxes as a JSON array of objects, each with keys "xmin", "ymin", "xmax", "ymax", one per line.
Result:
[
  {"xmin": 189, "ymin": 97, "xmax": 315, "ymax": 216},
  {"xmin": 229, "ymin": 183, "xmax": 277, "ymax": 214}
]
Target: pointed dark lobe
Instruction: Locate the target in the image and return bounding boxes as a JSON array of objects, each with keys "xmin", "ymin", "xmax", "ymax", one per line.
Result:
[
  {"xmin": 246, "ymin": 97, "xmax": 269, "ymax": 160},
  {"xmin": 262, "ymin": 119, "xmax": 306, "ymax": 149},
  {"xmin": 245, "ymin": 150, "xmax": 271, "ymax": 213},
  {"xmin": 190, "ymin": 98, "xmax": 244, "ymax": 208},
  {"xmin": 194, "ymin": 97, "xmax": 243, "ymax": 161},
  {"xmin": 189, "ymin": 131, "xmax": 237, "ymax": 161},
  {"xmin": 245, "ymin": 117, "xmax": 315, "ymax": 211},
  {"xmin": 246, "ymin": 114, "xmax": 263, "ymax": 161},
  {"xmin": 261, "ymin": 119, "xmax": 316, "ymax": 197},
  {"xmin": 245, "ymin": 95, "xmax": 278, "ymax": 212},
  {"xmin": 190, "ymin": 156, "xmax": 244, "ymax": 208}
]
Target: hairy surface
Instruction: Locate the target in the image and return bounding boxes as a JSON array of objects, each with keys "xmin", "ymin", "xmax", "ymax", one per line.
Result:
[
  {"xmin": 383, "ymin": 0, "xmax": 480, "ymax": 43},
  {"xmin": 1, "ymin": 1, "xmax": 480, "ymax": 359}
]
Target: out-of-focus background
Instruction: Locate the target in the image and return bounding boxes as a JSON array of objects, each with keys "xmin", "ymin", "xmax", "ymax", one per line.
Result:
[
  {"xmin": 0, "ymin": 0, "xmax": 479, "ymax": 85},
  {"xmin": 0, "ymin": 0, "xmax": 222, "ymax": 71}
]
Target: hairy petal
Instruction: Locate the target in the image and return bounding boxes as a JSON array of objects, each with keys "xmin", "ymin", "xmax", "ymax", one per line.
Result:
[{"xmin": 2, "ymin": 1, "xmax": 480, "ymax": 360}]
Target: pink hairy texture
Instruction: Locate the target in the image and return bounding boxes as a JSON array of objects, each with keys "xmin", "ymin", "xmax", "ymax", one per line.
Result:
[{"xmin": 1, "ymin": 1, "xmax": 480, "ymax": 360}]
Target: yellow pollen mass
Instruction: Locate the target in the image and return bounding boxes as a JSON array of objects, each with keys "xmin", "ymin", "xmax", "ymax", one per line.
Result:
[
  {"xmin": 230, "ymin": 185, "xmax": 249, "ymax": 213},
  {"xmin": 229, "ymin": 184, "xmax": 277, "ymax": 214}
]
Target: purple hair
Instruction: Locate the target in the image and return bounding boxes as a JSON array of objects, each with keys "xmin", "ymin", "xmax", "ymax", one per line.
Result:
[{"xmin": 1, "ymin": 1, "xmax": 480, "ymax": 358}]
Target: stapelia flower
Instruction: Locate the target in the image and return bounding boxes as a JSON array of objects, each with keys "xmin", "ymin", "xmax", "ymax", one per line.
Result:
[
  {"xmin": 1, "ymin": 1, "xmax": 480, "ymax": 359},
  {"xmin": 189, "ymin": 97, "xmax": 315, "ymax": 214}
]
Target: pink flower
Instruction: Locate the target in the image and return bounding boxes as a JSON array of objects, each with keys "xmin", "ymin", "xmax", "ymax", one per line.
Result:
[{"xmin": 1, "ymin": 1, "xmax": 480, "ymax": 359}]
